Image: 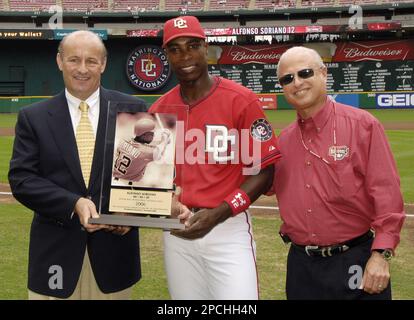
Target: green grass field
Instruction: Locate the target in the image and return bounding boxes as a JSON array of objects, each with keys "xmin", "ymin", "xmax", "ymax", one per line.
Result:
[
  {"xmin": 0, "ymin": 205, "xmax": 413, "ymax": 300},
  {"xmin": 0, "ymin": 113, "xmax": 17, "ymax": 128},
  {"xmin": 0, "ymin": 137, "xmax": 14, "ymax": 183},
  {"xmin": 0, "ymin": 110, "xmax": 413, "ymax": 300},
  {"xmin": 387, "ymin": 131, "xmax": 414, "ymax": 202}
]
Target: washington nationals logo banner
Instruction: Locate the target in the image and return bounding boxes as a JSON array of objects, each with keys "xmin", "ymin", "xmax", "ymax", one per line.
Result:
[
  {"xmin": 126, "ymin": 45, "xmax": 171, "ymax": 92},
  {"xmin": 89, "ymin": 101, "xmax": 184, "ymax": 230}
]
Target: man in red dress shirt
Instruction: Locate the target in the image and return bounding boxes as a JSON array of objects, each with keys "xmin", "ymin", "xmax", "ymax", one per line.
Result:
[{"xmin": 273, "ymin": 46, "xmax": 405, "ymax": 300}]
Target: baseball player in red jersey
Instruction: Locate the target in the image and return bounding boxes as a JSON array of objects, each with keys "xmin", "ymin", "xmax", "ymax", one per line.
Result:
[
  {"xmin": 113, "ymin": 117, "xmax": 171, "ymax": 184},
  {"xmin": 149, "ymin": 16, "xmax": 282, "ymax": 299}
]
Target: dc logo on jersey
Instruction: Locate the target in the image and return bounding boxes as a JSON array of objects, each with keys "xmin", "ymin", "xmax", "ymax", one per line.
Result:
[
  {"xmin": 250, "ymin": 119, "xmax": 273, "ymax": 142},
  {"xmin": 126, "ymin": 45, "xmax": 171, "ymax": 91},
  {"xmin": 205, "ymin": 125, "xmax": 236, "ymax": 162}
]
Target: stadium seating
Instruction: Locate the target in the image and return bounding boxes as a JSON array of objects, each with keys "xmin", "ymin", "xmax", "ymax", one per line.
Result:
[
  {"xmin": 112, "ymin": 1, "xmax": 159, "ymax": 12},
  {"xmin": 337, "ymin": 0, "xmax": 378, "ymax": 5},
  {"xmin": 301, "ymin": 0, "xmax": 335, "ymax": 7},
  {"xmin": 209, "ymin": 0, "xmax": 249, "ymax": 10},
  {"xmin": 62, "ymin": 0, "xmax": 108, "ymax": 12},
  {"xmin": 7, "ymin": 0, "xmax": 109, "ymax": 12},
  {"xmin": 2, "ymin": 0, "xmax": 414, "ymax": 12},
  {"xmin": 9, "ymin": 0, "xmax": 56, "ymax": 11},
  {"xmin": 255, "ymin": 0, "xmax": 295, "ymax": 9},
  {"xmin": 164, "ymin": 0, "xmax": 204, "ymax": 12}
]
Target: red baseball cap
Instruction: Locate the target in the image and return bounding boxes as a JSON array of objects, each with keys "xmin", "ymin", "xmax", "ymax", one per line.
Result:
[{"xmin": 163, "ymin": 16, "xmax": 206, "ymax": 48}]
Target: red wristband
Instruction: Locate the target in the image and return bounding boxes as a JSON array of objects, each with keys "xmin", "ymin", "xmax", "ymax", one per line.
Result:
[{"xmin": 224, "ymin": 189, "xmax": 251, "ymax": 216}]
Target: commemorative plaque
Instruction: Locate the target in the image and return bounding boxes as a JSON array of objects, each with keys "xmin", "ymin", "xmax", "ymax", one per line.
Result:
[{"xmin": 89, "ymin": 101, "xmax": 184, "ymax": 229}]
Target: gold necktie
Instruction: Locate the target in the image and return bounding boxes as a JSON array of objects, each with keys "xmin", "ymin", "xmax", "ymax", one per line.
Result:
[{"xmin": 76, "ymin": 101, "xmax": 95, "ymax": 187}]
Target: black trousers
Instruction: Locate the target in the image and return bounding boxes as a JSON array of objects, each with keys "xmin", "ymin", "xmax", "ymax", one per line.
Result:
[{"xmin": 286, "ymin": 238, "xmax": 392, "ymax": 300}]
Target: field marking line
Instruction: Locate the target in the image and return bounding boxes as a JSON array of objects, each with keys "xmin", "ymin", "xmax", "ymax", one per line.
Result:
[{"xmin": 250, "ymin": 205, "xmax": 279, "ymax": 210}]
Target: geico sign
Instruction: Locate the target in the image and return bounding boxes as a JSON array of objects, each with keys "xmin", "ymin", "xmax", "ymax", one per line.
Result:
[{"xmin": 377, "ymin": 94, "xmax": 414, "ymax": 107}]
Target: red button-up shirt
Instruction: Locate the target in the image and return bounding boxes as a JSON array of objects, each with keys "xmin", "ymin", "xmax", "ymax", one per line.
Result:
[{"xmin": 274, "ymin": 98, "xmax": 405, "ymax": 250}]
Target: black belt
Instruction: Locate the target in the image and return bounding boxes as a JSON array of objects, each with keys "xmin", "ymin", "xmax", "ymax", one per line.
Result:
[{"xmin": 283, "ymin": 230, "xmax": 374, "ymax": 258}]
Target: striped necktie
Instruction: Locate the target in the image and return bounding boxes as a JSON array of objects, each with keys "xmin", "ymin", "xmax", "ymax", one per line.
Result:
[{"xmin": 76, "ymin": 101, "xmax": 96, "ymax": 187}]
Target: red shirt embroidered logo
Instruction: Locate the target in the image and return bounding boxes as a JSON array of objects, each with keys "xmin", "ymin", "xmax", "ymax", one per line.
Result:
[
  {"xmin": 329, "ymin": 145, "xmax": 349, "ymax": 161},
  {"xmin": 126, "ymin": 45, "xmax": 171, "ymax": 91}
]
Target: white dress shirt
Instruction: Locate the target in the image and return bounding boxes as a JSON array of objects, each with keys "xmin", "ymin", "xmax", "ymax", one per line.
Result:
[{"xmin": 65, "ymin": 88, "xmax": 100, "ymax": 137}]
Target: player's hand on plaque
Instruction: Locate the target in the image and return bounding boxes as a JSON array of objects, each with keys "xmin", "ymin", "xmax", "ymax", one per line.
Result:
[
  {"xmin": 75, "ymin": 197, "xmax": 108, "ymax": 233},
  {"xmin": 171, "ymin": 187, "xmax": 192, "ymax": 224},
  {"xmin": 171, "ymin": 199, "xmax": 192, "ymax": 224},
  {"xmin": 171, "ymin": 204, "xmax": 232, "ymax": 240}
]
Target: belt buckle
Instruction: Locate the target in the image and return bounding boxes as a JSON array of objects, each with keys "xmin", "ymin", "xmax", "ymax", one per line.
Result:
[
  {"xmin": 321, "ymin": 246, "xmax": 333, "ymax": 257},
  {"xmin": 341, "ymin": 245, "xmax": 350, "ymax": 252},
  {"xmin": 305, "ymin": 245, "xmax": 319, "ymax": 256}
]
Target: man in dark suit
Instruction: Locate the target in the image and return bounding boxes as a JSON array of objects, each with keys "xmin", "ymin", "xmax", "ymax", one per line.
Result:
[{"xmin": 8, "ymin": 30, "xmax": 146, "ymax": 299}]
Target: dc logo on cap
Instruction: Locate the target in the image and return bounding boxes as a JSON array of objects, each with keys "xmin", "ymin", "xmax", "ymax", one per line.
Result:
[
  {"xmin": 126, "ymin": 45, "xmax": 171, "ymax": 91},
  {"xmin": 174, "ymin": 18, "xmax": 188, "ymax": 29}
]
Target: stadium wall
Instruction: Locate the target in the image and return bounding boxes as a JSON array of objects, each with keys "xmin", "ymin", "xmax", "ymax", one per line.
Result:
[
  {"xmin": 1, "ymin": 38, "xmax": 413, "ymax": 112},
  {"xmin": 0, "ymin": 37, "xmax": 176, "ymax": 96}
]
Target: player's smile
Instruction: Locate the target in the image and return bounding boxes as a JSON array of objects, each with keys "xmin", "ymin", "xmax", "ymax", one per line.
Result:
[
  {"xmin": 174, "ymin": 62, "xmax": 203, "ymax": 81},
  {"xmin": 180, "ymin": 65, "xmax": 196, "ymax": 74}
]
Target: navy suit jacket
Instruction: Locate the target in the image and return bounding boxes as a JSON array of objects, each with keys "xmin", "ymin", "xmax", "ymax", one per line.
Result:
[{"xmin": 8, "ymin": 87, "xmax": 147, "ymax": 298}]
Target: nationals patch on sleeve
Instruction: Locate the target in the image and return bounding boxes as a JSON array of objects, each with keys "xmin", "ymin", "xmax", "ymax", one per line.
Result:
[{"xmin": 250, "ymin": 118, "xmax": 273, "ymax": 142}]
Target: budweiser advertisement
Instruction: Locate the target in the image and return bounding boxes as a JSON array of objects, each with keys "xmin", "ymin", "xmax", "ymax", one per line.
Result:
[
  {"xmin": 332, "ymin": 40, "xmax": 414, "ymax": 62},
  {"xmin": 209, "ymin": 44, "xmax": 291, "ymax": 65},
  {"xmin": 206, "ymin": 40, "xmax": 414, "ymax": 65}
]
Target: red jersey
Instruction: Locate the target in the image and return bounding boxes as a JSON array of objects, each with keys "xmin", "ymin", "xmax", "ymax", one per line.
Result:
[
  {"xmin": 150, "ymin": 76, "xmax": 281, "ymax": 208},
  {"xmin": 273, "ymin": 98, "xmax": 405, "ymax": 249},
  {"xmin": 113, "ymin": 139, "xmax": 155, "ymax": 182}
]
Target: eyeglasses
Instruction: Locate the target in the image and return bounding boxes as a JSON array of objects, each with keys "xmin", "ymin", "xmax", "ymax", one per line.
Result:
[{"xmin": 278, "ymin": 68, "xmax": 315, "ymax": 86}]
